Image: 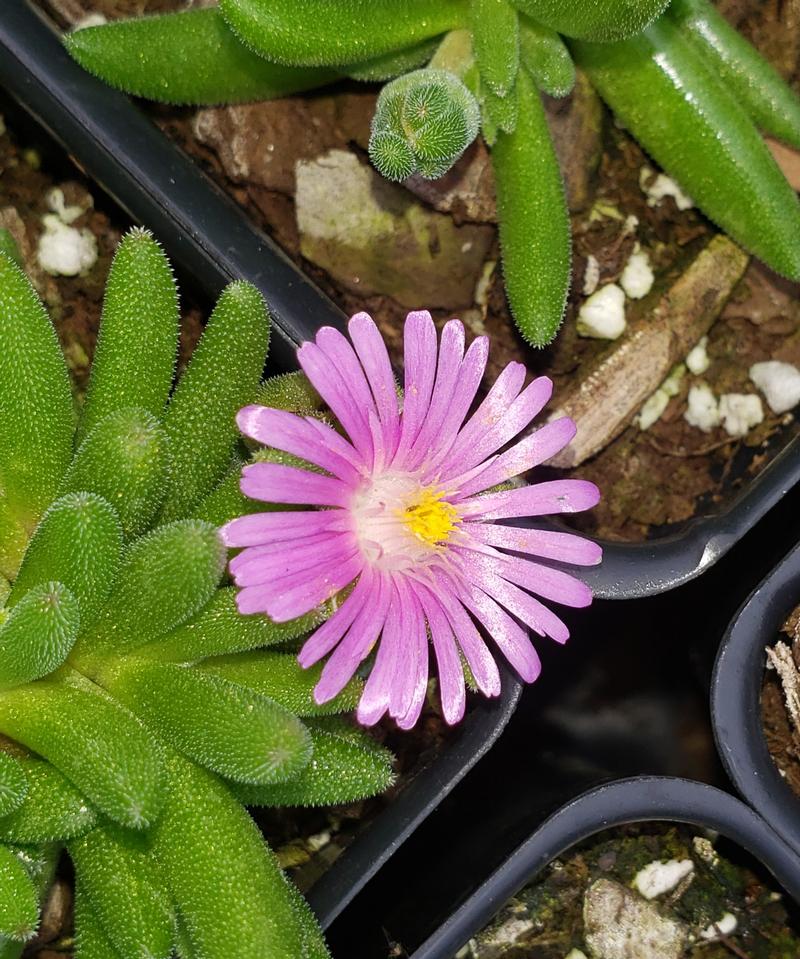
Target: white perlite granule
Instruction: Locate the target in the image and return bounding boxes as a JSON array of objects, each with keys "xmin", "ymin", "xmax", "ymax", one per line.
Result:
[
  {"xmin": 749, "ymin": 360, "xmax": 800, "ymax": 415},
  {"xmin": 719, "ymin": 393, "xmax": 764, "ymax": 438},
  {"xmin": 633, "ymin": 859, "xmax": 695, "ymax": 900},
  {"xmin": 577, "ymin": 283, "xmax": 626, "ymax": 340}
]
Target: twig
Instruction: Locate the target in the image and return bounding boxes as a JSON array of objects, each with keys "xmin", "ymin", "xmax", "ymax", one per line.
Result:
[
  {"xmin": 714, "ymin": 925, "xmax": 753, "ymax": 959},
  {"xmin": 766, "ymin": 641, "xmax": 800, "ymax": 753},
  {"xmin": 644, "ymin": 435, "xmax": 737, "ymax": 458}
]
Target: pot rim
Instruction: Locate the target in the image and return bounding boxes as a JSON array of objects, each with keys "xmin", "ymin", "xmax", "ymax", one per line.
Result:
[{"xmin": 411, "ymin": 775, "xmax": 800, "ymax": 959}]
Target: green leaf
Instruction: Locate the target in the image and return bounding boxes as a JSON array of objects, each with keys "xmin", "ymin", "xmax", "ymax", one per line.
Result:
[
  {"xmin": 190, "ymin": 460, "xmax": 260, "ymax": 528},
  {"xmin": 669, "ymin": 0, "xmax": 800, "ymax": 151},
  {"xmin": 0, "ymin": 231, "xmax": 23, "ymax": 269},
  {"xmin": 345, "ymin": 36, "xmax": 440, "ymax": 81},
  {"xmin": 511, "ymin": 0, "xmax": 670, "ymax": 42},
  {"xmin": 159, "ymin": 281, "xmax": 270, "ymax": 523},
  {"xmin": 491, "ymin": 67, "xmax": 571, "ymax": 345},
  {"xmin": 470, "ymin": 0, "xmax": 519, "ymax": 97},
  {"xmin": 571, "ymin": 18, "xmax": 800, "ymax": 281},
  {"xmin": 70, "ymin": 825, "xmax": 174, "ymax": 959},
  {"xmin": 284, "ymin": 878, "xmax": 331, "ymax": 959},
  {"xmin": 199, "ymin": 651, "xmax": 361, "ymax": 717},
  {"xmin": 0, "ymin": 757, "xmax": 97, "ymax": 844},
  {"xmin": 480, "ymin": 81, "xmax": 518, "ymax": 135},
  {"xmin": 233, "ymin": 720, "xmax": 394, "ymax": 807},
  {"xmin": 0, "ymin": 755, "xmax": 27, "ymax": 819},
  {"xmin": 107, "ymin": 660, "xmax": 311, "ymax": 786},
  {"xmin": 0, "ymin": 845, "xmax": 39, "ymax": 942},
  {"xmin": 83, "ymin": 520, "xmax": 225, "ymax": 657},
  {"xmin": 0, "ymin": 503, "xmax": 29, "ymax": 586},
  {"xmin": 145, "ymin": 587, "xmax": 327, "ymax": 662},
  {"xmin": 518, "ymin": 14, "xmax": 575, "ymax": 97},
  {"xmin": 63, "ymin": 409, "xmax": 167, "ymax": 539},
  {"xmin": 73, "ymin": 881, "xmax": 124, "ymax": 959},
  {"xmin": 0, "ymin": 679, "xmax": 164, "ymax": 829},
  {"xmin": 66, "ymin": 8, "xmax": 337, "ymax": 105},
  {"xmin": 254, "ymin": 372, "xmax": 324, "ymax": 414},
  {"xmin": 153, "ymin": 752, "xmax": 304, "ymax": 959},
  {"xmin": 0, "ymin": 583, "xmax": 79, "ymax": 689},
  {"xmin": 78, "ymin": 228, "xmax": 178, "ymax": 445},
  {"xmin": 219, "ymin": 0, "xmax": 466, "ymax": 67},
  {"xmin": 10, "ymin": 493, "xmax": 121, "ymax": 627},
  {"xmin": 0, "ymin": 253, "xmax": 73, "ymax": 539}
]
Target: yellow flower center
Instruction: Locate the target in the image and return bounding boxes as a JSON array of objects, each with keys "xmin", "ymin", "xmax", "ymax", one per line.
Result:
[{"xmin": 401, "ymin": 489, "xmax": 458, "ymax": 547}]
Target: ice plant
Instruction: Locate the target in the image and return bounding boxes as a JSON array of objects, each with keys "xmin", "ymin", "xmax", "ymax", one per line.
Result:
[
  {"xmin": 67, "ymin": 0, "xmax": 800, "ymax": 346},
  {"xmin": 222, "ymin": 311, "xmax": 601, "ymax": 729},
  {"xmin": 0, "ymin": 231, "xmax": 394, "ymax": 959}
]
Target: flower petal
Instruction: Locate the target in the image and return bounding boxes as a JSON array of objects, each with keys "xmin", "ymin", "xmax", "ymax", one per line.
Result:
[
  {"xmin": 416, "ymin": 585, "xmax": 466, "ymax": 726},
  {"xmin": 394, "ymin": 311, "xmax": 438, "ymax": 459},
  {"xmin": 231, "ymin": 534, "xmax": 358, "ymax": 588},
  {"xmin": 241, "ymin": 462, "xmax": 353, "ymax": 508},
  {"xmin": 241, "ymin": 552, "xmax": 363, "ymax": 621},
  {"xmin": 220, "ymin": 509, "xmax": 349, "ymax": 548},
  {"xmin": 459, "ymin": 583, "xmax": 541, "ymax": 683},
  {"xmin": 468, "ymin": 567, "xmax": 570, "ymax": 644},
  {"xmin": 349, "ymin": 312, "xmax": 400, "ymax": 454},
  {"xmin": 356, "ymin": 578, "xmax": 402, "ymax": 726},
  {"xmin": 466, "ymin": 523, "xmax": 603, "ymax": 567},
  {"xmin": 389, "ymin": 580, "xmax": 429, "ymax": 727},
  {"xmin": 459, "ymin": 479, "xmax": 601, "ymax": 520},
  {"xmin": 298, "ymin": 571, "xmax": 373, "ymax": 667}
]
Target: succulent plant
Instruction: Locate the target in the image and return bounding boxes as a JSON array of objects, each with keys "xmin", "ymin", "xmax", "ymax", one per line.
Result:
[
  {"xmin": 0, "ymin": 230, "xmax": 394, "ymax": 958},
  {"xmin": 67, "ymin": 0, "xmax": 800, "ymax": 349}
]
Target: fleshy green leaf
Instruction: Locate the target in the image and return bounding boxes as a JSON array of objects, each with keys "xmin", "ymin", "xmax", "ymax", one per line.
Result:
[
  {"xmin": 510, "ymin": 0, "xmax": 670, "ymax": 42},
  {"xmin": 0, "ymin": 845, "xmax": 39, "ymax": 942},
  {"xmin": 159, "ymin": 281, "xmax": 270, "ymax": 523},
  {"xmin": 10, "ymin": 493, "xmax": 121, "ymax": 627},
  {"xmin": 0, "ymin": 583, "xmax": 79, "ymax": 690},
  {"xmin": 253, "ymin": 372, "xmax": 324, "ymax": 414},
  {"xmin": 480, "ymin": 81, "xmax": 518, "ymax": 135},
  {"xmin": 145, "ymin": 587, "xmax": 327, "ymax": 662},
  {"xmin": 519, "ymin": 14, "xmax": 575, "ymax": 97},
  {"xmin": 107, "ymin": 660, "xmax": 312, "ymax": 786},
  {"xmin": 0, "ymin": 755, "xmax": 27, "ymax": 819},
  {"xmin": 69, "ymin": 825, "xmax": 174, "ymax": 959},
  {"xmin": 73, "ymin": 881, "xmax": 124, "ymax": 959},
  {"xmin": 66, "ymin": 8, "xmax": 337, "ymax": 105},
  {"xmin": 63, "ymin": 409, "xmax": 167, "ymax": 539},
  {"xmin": 491, "ymin": 66, "xmax": 571, "ymax": 345},
  {"xmin": 199, "ymin": 651, "xmax": 361, "ymax": 717},
  {"xmin": 470, "ymin": 0, "xmax": 519, "ymax": 97},
  {"xmin": 345, "ymin": 36, "xmax": 439, "ymax": 81},
  {"xmin": 0, "ymin": 253, "xmax": 73, "ymax": 541},
  {"xmin": 0, "ymin": 679, "xmax": 164, "ymax": 829},
  {"xmin": 219, "ymin": 0, "xmax": 466, "ymax": 67},
  {"xmin": 78, "ymin": 228, "xmax": 178, "ymax": 445},
  {"xmin": 190, "ymin": 460, "xmax": 262, "ymax": 528},
  {"xmin": 83, "ymin": 520, "xmax": 225, "ymax": 657},
  {"xmin": 0, "ymin": 757, "xmax": 97, "ymax": 844},
  {"xmin": 153, "ymin": 752, "xmax": 304, "ymax": 959},
  {"xmin": 234, "ymin": 720, "xmax": 394, "ymax": 807},
  {"xmin": 284, "ymin": 878, "xmax": 332, "ymax": 959}
]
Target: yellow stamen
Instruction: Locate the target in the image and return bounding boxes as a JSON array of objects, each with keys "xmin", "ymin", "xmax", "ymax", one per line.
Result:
[{"xmin": 401, "ymin": 489, "xmax": 458, "ymax": 547}]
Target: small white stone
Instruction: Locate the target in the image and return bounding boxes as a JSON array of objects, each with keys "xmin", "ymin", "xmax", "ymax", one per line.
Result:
[
  {"xmin": 685, "ymin": 383, "xmax": 720, "ymax": 433},
  {"xmin": 37, "ymin": 215, "xmax": 98, "ymax": 277},
  {"xmin": 45, "ymin": 187, "xmax": 86, "ymax": 225},
  {"xmin": 699, "ymin": 912, "xmax": 738, "ymax": 940},
  {"xmin": 686, "ymin": 336, "xmax": 711, "ymax": 375},
  {"xmin": 306, "ymin": 830, "xmax": 331, "ymax": 852},
  {"xmin": 640, "ymin": 166, "xmax": 694, "ymax": 211},
  {"xmin": 74, "ymin": 12, "xmax": 107, "ymax": 28},
  {"xmin": 583, "ymin": 254, "xmax": 600, "ymax": 296},
  {"xmin": 691, "ymin": 836, "xmax": 718, "ymax": 866},
  {"xmin": 620, "ymin": 244, "xmax": 655, "ymax": 300},
  {"xmin": 633, "ymin": 859, "xmax": 695, "ymax": 900},
  {"xmin": 749, "ymin": 360, "xmax": 800, "ymax": 414},
  {"xmin": 719, "ymin": 393, "xmax": 764, "ymax": 438},
  {"xmin": 565, "ymin": 951, "xmax": 589, "ymax": 959},
  {"xmin": 577, "ymin": 283, "xmax": 626, "ymax": 340},
  {"xmin": 637, "ymin": 365, "xmax": 685, "ymax": 430},
  {"xmin": 490, "ymin": 917, "xmax": 534, "ymax": 945}
]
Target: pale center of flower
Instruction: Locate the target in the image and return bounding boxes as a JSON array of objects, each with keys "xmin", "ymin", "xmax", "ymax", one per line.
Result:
[{"xmin": 350, "ymin": 472, "xmax": 460, "ymax": 571}]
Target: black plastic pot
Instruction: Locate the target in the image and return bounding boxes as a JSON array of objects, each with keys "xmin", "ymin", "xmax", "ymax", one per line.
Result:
[
  {"xmin": 0, "ymin": 2, "xmax": 523, "ymax": 929},
  {"xmin": 712, "ymin": 541, "xmax": 800, "ymax": 861},
  {"xmin": 3, "ymin": 0, "xmax": 800, "ymax": 601},
  {"xmin": 410, "ymin": 776, "xmax": 800, "ymax": 959}
]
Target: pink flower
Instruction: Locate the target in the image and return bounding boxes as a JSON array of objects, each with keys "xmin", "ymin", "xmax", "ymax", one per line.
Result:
[{"xmin": 221, "ymin": 311, "xmax": 601, "ymax": 729}]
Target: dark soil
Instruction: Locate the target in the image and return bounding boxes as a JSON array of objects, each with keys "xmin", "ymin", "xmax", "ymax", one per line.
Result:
[
  {"xmin": 469, "ymin": 823, "xmax": 800, "ymax": 958},
  {"xmin": 762, "ymin": 602, "xmax": 800, "ymax": 798}
]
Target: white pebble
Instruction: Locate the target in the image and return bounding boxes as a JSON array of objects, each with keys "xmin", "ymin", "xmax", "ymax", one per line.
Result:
[
  {"xmin": 700, "ymin": 912, "xmax": 738, "ymax": 940},
  {"xmin": 685, "ymin": 383, "xmax": 720, "ymax": 433},
  {"xmin": 640, "ymin": 165, "xmax": 694, "ymax": 211},
  {"xmin": 749, "ymin": 360, "xmax": 800, "ymax": 414},
  {"xmin": 686, "ymin": 336, "xmax": 711, "ymax": 375},
  {"xmin": 565, "ymin": 951, "xmax": 589, "ymax": 959},
  {"xmin": 719, "ymin": 393, "xmax": 764, "ymax": 438},
  {"xmin": 37, "ymin": 214, "xmax": 98, "ymax": 277},
  {"xmin": 620, "ymin": 244, "xmax": 654, "ymax": 299},
  {"xmin": 74, "ymin": 12, "xmax": 107, "ymax": 28},
  {"xmin": 633, "ymin": 859, "xmax": 695, "ymax": 900},
  {"xmin": 45, "ymin": 187, "xmax": 86, "ymax": 226},
  {"xmin": 582, "ymin": 254, "xmax": 600, "ymax": 296},
  {"xmin": 637, "ymin": 364, "xmax": 685, "ymax": 430},
  {"xmin": 577, "ymin": 283, "xmax": 626, "ymax": 340}
]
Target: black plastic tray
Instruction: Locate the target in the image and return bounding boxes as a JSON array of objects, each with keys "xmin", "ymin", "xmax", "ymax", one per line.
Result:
[
  {"xmin": 0, "ymin": 0, "xmax": 522, "ymax": 929},
  {"xmin": 3, "ymin": 0, "xmax": 800, "ymax": 601},
  {"xmin": 712, "ymin": 541, "xmax": 800, "ymax": 860},
  {"xmin": 411, "ymin": 776, "xmax": 800, "ymax": 958}
]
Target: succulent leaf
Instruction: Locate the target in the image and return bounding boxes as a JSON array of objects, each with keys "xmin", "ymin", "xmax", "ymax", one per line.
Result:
[
  {"xmin": 284, "ymin": 878, "xmax": 332, "ymax": 959},
  {"xmin": 107, "ymin": 660, "xmax": 312, "ymax": 786},
  {"xmin": 345, "ymin": 36, "xmax": 440, "ymax": 82},
  {"xmin": 10, "ymin": 493, "xmax": 121, "ymax": 627},
  {"xmin": 0, "ymin": 254, "xmax": 73, "ymax": 546},
  {"xmin": 0, "ymin": 755, "xmax": 27, "ymax": 819},
  {"xmin": 73, "ymin": 881, "xmax": 124, "ymax": 959},
  {"xmin": 518, "ymin": 14, "xmax": 575, "ymax": 97},
  {"xmin": 153, "ymin": 753, "xmax": 306, "ymax": 959},
  {"xmin": 0, "ymin": 583, "xmax": 79, "ymax": 690},
  {"xmin": 78, "ymin": 229, "xmax": 178, "ymax": 445},
  {"xmin": 190, "ymin": 460, "xmax": 263, "ymax": 528},
  {"xmin": 159, "ymin": 281, "xmax": 270, "ymax": 522},
  {"xmin": 63, "ymin": 409, "xmax": 167, "ymax": 539},
  {"xmin": 69, "ymin": 825, "xmax": 174, "ymax": 959},
  {"xmin": 0, "ymin": 680, "xmax": 164, "ymax": 829},
  {"xmin": 66, "ymin": 8, "xmax": 337, "ymax": 106},
  {"xmin": 0, "ymin": 757, "xmax": 97, "ymax": 844},
  {"xmin": 0, "ymin": 845, "xmax": 39, "ymax": 942},
  {"xmin": 469, "ymin": 0, "xmax": 519, "ymax": 97},
  {"xmin": 254, "ymin": 372, "xmax": 324, "ymax": 414},
  {"xmin": 218, "ymin": 0, "xmax": 466, "ymax": 67},
  {"xmin": 510, "ymin": 0, "xmax": 670, "ymax": 42},
  {"xmin": 480, "ymin": 82, "xmax": 518, "ymax": 135}
]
